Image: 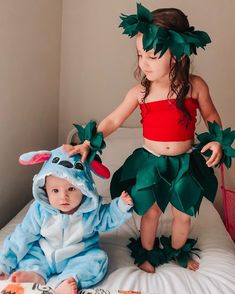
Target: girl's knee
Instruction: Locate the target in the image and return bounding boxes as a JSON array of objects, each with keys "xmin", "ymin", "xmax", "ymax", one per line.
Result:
[
  {"xmin": 171, "ymin": 206, "xmax": 191, "ymax": 223},
  {"xmin": 144, "ymin": 203, "xmax": 162, "ymax": 219},
  {"xmin": 173, "ymin": 213, "xmax": 191, "ymax": 224}
]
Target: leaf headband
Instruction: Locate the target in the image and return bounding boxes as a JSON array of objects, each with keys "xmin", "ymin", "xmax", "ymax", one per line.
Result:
[{"xmin": 119, "ymin": 3, "xmax": 211, "ymax": 60}]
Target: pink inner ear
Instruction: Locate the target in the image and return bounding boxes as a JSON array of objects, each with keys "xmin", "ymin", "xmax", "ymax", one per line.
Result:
[
  {"xmin": 90, "ymin": 160, "xmax": 110, "ymax": 179},
  {"xmin": 19, "ymin": 153, "xmax": 51, "ymax": 165}
]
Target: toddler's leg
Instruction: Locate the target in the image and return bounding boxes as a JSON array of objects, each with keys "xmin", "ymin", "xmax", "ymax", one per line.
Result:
[
  {"xmin": 139, "ymin": 203, "xmax": 162, "ymax": 273},
  {"xmin": 14, "ymin": 242, "xmax": 50, "ymax": 283},
  {"xmin": 10, "ymin": 271, "xmax": 45, "ymax": 284},
  {"xmin": 55, "ymin": 277, "xmax": 77, "ymax": 294},
  {"xmin": 53, "ymin": 248, "xmax": 108, "ymax": 290},
  {"xmin": 0, "ymin": 273, "xmax": 9, "ymax": 280},
  {"xmin": 171, "ymin": 206, "xmax": 199, "ymax": 271}
]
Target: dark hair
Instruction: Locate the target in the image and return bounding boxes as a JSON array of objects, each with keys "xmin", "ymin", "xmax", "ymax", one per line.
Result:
[{"xmin": 135, "ymin": 8, "xmax": 192, "ymax": 123}]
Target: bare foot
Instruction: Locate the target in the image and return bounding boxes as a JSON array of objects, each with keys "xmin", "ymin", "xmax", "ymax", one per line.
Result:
[
  {"xmin": 10, "ymin": 271, "xmax": 45, "ymax": 284},
  {"xmin": 0, "ymin": 272, "xmax": 9, "ymax": 280},
  {"xmin": 139, "ymin": 260, "xmax": 155, "ymax": 273},
  {"xmin": 187, "ymin": 259, "xmax": 199, "ymax": 271},
  {"xmin": 55, "ymin": 277, "xmax": 77, "ymax": 294}
]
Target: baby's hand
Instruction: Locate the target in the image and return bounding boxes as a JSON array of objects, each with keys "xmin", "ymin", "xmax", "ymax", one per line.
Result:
[
  {"xmin": 0, "ymin": 271, "xmax": 9, "ymax": 280},
  {"xmin": 201, "ymin": 141, "xmax": 222, "ymax": 167},
  {"xmin": 121, "ymin": 191, "xmax": 133, "ymax": 206},
  {"xmin": 63, "ymin": 140, "xmax": 90, "ymax": 162}
]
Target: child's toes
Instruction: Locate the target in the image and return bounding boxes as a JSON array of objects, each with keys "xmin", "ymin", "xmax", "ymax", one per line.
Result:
[{"xmin": 187, "ymin": 259, "xmax": 199, "ymax": 271}]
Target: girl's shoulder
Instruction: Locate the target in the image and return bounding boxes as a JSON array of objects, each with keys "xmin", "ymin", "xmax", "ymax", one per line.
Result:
[
  {"xmin": 126, "ymin": 83, "xmax": 145, "ymax": 103},
  {"xmin": 190, "ymin": 74, "xmax": 209, "ymax": 99}
]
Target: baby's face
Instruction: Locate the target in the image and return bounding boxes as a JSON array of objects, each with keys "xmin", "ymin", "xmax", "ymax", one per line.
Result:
[{"xmin": 45, "ymin": 175, "xmax": 83, "ymax": 214}]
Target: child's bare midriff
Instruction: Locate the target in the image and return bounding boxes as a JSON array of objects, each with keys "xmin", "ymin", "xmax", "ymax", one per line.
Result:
[{"xmin": 144, "ymin": 138, "xmax": 193, "ymax": 156}]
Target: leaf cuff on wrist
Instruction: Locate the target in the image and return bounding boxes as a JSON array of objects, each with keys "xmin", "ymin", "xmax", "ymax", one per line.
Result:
[
  {"xmin": 194, "ymin": 121, "xmax": 235, "ymax": 168},
  {"xmin": 73, "ymin": 120, "xmax": 106, "ymax": 163}
]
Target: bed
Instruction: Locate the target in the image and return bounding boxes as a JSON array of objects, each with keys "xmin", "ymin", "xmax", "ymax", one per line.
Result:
[{"xmin": 0, "ymin": 127, "xmax": 234, "ymax": 294}]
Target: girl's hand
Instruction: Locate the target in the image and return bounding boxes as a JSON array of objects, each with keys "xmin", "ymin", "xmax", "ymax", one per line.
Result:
[
  {"xmin": 0, "ymin": 271, "xmax": 9, "ymax": 280},
  {"xmin": 62, "ymin": 140, "xmax": 90, "ymax": 162},
  {"xmin": 201, "ymin": 141, "xmax": 222, "ymax": 167},
  {"xmin": 121, "ymin": 191, "xmax": 133, "ymax": 206}
]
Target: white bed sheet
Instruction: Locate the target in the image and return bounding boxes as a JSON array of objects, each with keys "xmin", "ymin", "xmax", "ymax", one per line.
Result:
[
  {"xmin": 0, "ymin": 128, "xmax": 234, "ymax": 294},
  {"xmin": 98, "ymin": 198, "xmax": 235, "ymax": 294},
  {"xmin": 0, "ymin": 198, "xmax": 234, "ymax": 294}
]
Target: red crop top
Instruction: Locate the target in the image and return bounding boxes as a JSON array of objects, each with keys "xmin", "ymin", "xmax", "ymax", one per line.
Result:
[{"xmin": 140, "ymin": 98, "xmax": 199, "ymax": 141}]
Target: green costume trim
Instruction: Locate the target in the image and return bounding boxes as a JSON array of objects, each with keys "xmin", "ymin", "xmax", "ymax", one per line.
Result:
[
  {"xmin": 127, "ymin": 236, "xmax": 200, "ymax": 268},
  {"xmin": 160, "ymin": 236, "xmax": 200, "ymax": 268},
  {"xmin": 127, "ymin": 237, "xmax": 167, "ymax": 267},
  {"xmin": 119, "ymin": 3, "xmax": 211, "ymax": 60},
  {"xmin": 195, "ymin": 121, "xmax": 235, "ymax": 168},
  {"xmin": 73, "ymin": 121, "xmax": 106, "ymax": 164},
  {"xmin": 110, "ymin": 148, "xmax": 217, "ymax": 216}
]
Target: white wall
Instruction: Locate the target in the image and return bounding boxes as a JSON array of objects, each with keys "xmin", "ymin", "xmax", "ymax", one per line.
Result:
[
  {"xmin": 0, "ymin": 0, "xmax": 62, "ymax": 227},
  {"xmin": 59, "ymin": 0, "xmax": 235, "ymax": 216}
]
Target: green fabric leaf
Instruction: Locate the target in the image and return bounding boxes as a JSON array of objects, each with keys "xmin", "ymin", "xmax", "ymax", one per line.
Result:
[
  {"xmin": 152, "ymin": 180, "xmax": 171, "ymax": 213},
  {"xmin": 160, "ymin": 236, "xmax": 200, "ymax": 267},
  {"xmin": 176, "ymin": 252, "xmax": 189, "ymax": 268},
  {"xmin": 130, "ymin": 186, "xmax": 156, "ymax": 215},
  {"xmin": 137, "ymin": 3, "xmax": 153, "ymax": 22},
  {"xmin": 195, "ymin": 121, "xmax": 235, "ymax": 168},
  {"xmin": 223, "ymin": 129, "xmax": 235, "ymax": 145},
  {"xmin": 172, "ymin": 175, "xmax": 203, "ymax": 212},
  {"xmin": 73, "ymin": 121, "xmax": 106, "ymax": 164},
  {"xmin": 73, "ymin": 124, "xmax": 85, "ymax": 143},
  {"xmin": 111, "ymin": 148, "xmax": 218, "ymax": 216},
  {"xmin": 135, "ymin": 162, "xmax": 158, "ymax": 190},
  {"xmin": 119, "ymin": 148, "xmax": 148, "ymax": 181},
  {"xmin": 127, "ymin": 237, "xmax": 168, "ymax": 267},
  {"xmin": 119, "ymin": 4, "xmax": 211, "ymax": 60}
]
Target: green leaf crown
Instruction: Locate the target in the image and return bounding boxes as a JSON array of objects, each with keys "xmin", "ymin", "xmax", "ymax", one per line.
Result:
[{"xmin": 119, "ymin": 3, "xmax": 211, "ymax": 60}]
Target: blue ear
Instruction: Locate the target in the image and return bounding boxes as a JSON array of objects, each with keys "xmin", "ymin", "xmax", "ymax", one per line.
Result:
[{"xmin": 19, "ymin": 150, "xmax": 51, "ymax": 165}]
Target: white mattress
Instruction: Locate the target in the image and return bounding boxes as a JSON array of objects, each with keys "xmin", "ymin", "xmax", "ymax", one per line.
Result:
[
  {"xmin": 0, "ymin": 127, "xmax": 234, "ymax": 294},
  {"xmin": 98, "ymin": 198, "xmax": 235, "ymax": 294},
  {"xmin": 0, "ymin": 198, "xmax": 234, "ymax": 294}
]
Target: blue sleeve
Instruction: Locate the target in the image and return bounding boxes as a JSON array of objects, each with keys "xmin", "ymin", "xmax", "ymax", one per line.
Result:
[
  {"xmin": 0, "ymin": 201, "xmax": 43, "ymax": 275},
  {"xmin": 95, "ymin": 197, "xmax": 133, "ymax": 232}
]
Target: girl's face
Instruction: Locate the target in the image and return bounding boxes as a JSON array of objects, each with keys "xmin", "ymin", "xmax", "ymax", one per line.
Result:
[
  {"xmin": 45, "ymin": 175, "xmax": 83, "ymax": 215},
  {"xmin": 136, "ymin": 33, "xmax": 172, "ymax": 83}
]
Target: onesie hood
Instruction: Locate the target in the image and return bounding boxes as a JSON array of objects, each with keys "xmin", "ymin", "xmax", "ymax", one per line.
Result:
[{"xmin": 19, "ymin": 146, "xmax": 110, "ymax": 214}]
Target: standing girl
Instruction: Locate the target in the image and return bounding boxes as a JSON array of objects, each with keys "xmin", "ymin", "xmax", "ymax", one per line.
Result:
[{"xmin": 63, "ymin": 4, "xmax": 235, "ymax": 273}]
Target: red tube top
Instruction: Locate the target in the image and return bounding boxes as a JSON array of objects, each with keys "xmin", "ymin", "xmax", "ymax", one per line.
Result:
[{"xmin": 140, "ymin": 98, "xmax": 199, "ymax": 141}]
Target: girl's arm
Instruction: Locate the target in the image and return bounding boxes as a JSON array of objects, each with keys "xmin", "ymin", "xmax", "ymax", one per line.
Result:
[
  {"xmin": 97, "ymin": 85, "xmax": 141, "ymax": 137},
  {"xmin": 64, "ymin": 84, "xmax": 141, "ymax": 160},
  {"xmin": 195, "ymin": 76, "xmax": 222, "ymax": 167},
  {"xmin": 195, "ymin": 76, "xmax": 222, "ymax": 127}
]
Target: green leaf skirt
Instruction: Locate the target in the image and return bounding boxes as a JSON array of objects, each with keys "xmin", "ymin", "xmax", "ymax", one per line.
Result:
[{"xmin": 110, "ymin": 148, "xmax": 218, "ymax": 216}]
